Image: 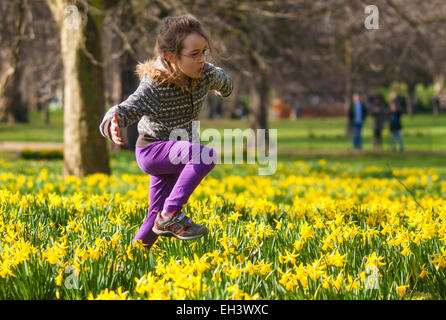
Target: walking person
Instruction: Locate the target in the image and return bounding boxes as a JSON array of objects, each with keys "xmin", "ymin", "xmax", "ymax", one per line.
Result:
[
  {"xmin": 348, "ymin": 93, "xmax": 367, "ymax": 150},
  {"xmin": 99, "ymin": 15, "xmax": 233, "ymax": 249},
  {"xmin": 389, "ymin": 100, "xmax": 404, "ymax": 152},
  {"xmin": 371, "ymin": 95, "xmax": 387, "ymax": 150}
]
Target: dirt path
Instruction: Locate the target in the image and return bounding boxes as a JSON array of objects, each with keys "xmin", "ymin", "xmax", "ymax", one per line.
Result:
[{"xmin": 0, "ymin": 141, "xmax": 63, "ymax": 151}]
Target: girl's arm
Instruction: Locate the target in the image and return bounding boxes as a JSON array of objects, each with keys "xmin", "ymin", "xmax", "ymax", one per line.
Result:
[
  {"xmin": 99, "ymin": 77, "xmax": 159, "ymax": 140},
  {"xmin": 205, "ymin": 62, "xmax": 233, "ymax": 97}
]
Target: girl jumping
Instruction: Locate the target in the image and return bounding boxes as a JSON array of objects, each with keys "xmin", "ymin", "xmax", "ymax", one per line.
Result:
[{"xmin": 99, "ymin": 14, "xmax": 233, "ymax": 249}]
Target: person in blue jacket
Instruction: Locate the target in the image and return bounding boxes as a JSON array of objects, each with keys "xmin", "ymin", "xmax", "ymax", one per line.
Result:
[{"xmin": 348, "ymin": 93, "xmax": 368, "ymax": 150}]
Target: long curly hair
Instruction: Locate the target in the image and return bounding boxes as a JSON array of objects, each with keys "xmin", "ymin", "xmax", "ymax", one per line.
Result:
[{"xmin": 135, "ymin": 14, "xmax": 212, "ymax": 93}]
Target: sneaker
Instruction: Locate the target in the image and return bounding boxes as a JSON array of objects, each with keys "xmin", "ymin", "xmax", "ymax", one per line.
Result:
[{"xmin": 152, "ymin": 211, "xmax": 208, "ymax": 240}]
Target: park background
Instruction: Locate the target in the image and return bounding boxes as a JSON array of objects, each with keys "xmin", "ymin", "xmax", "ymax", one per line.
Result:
[
  {"xmin": 1, "ymin": 0, "xmax": 446, "ymax": 171},
  {"xmin": 0, "ymin": 0, "xmax": 446, "ymax": 300}
]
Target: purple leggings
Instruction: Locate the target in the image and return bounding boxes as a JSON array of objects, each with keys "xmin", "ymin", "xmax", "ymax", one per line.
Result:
[{"xmin": 132, "ymin": 140, "xmax": 216, "ymax": 249}]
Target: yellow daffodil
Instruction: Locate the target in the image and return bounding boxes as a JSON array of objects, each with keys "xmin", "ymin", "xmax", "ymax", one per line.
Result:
[{"xmin": 397, "ymin": 285, "xmax": 409, "ymax": 298}]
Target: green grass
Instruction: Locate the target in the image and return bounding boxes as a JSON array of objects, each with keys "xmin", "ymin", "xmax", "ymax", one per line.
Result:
[
  {"xmin": 1, "ymin": 110, "xmax": 445, "ymax": 175},
  {"xmin": 200, "ymin": 115, "xmax": 446, "ymax": 152},
  {"xmin": 1, "ymin": 109, "xmax": 445, "ymax": 151},
  {"xmin": 0, "ymin": 109, "xmax": 64, "ymax": 143}
]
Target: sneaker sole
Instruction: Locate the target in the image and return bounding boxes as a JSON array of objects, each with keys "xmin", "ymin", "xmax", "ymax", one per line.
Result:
[{"xmin": 152, "ymin": 226, "xmax": 208, "ymax": 240}]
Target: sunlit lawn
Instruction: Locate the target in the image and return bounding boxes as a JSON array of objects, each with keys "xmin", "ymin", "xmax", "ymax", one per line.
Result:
[{"xmin": 1, "ymin": 109, "xmax": 445, "ymax": 152}]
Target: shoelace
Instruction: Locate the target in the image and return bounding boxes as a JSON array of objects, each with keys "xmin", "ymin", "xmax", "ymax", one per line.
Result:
[
  {"xmin": 174, "ymin": 212, "xmax": 194, "ymax": 226},
  {"xmin": 183, "ymin": 217, "xmax": 194, "ymax": 226},
  {"xmin": 175, "ymin": 211, "xmax": 186, "ymax": 222}
]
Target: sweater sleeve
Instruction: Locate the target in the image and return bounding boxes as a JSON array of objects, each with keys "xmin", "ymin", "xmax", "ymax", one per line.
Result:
[
  {"xmin": 99, "ymin": 76, "xmax": 159, "ymax": 139},
  {"xmin": 205, "ymin": 62, "xmax": 233, "ymax": 97}
]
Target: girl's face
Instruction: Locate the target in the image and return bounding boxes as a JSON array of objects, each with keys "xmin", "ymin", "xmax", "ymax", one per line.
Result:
[{"xmin": 167, "ymin": 32, "xmax": 208, "ymax": 79}]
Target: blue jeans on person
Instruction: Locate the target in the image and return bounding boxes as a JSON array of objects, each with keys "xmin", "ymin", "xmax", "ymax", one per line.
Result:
[
  {"xmin": 391, "ymin": 130, "xmax": 404, "ymax": 152},
  {"xmin": 352, "ymin": 123, "xmax": 363, "ymax": 149}
]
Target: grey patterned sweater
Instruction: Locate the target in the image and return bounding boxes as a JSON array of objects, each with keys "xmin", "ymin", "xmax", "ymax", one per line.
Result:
[{"xmin": 99, "ymin": 56, "xmax": 233, "ymax": 147}]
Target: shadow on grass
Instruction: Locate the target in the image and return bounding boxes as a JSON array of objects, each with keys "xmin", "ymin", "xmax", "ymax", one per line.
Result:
[{"xmin": 1, "ymin": 149, "xmax": 445, "ymax": 175}]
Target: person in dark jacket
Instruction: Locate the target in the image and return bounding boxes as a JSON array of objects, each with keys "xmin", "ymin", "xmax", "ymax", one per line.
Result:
[
  {"xmin": 371, "ymin": 96, "xmax": 387, "ymax": 150},
  {"xmin": 348, "ymin": 93, "xmax": 368, "ymax": 150},
  {"xmin": 389, "ymin": 100, "xmax": 404, "ymax": 152}
]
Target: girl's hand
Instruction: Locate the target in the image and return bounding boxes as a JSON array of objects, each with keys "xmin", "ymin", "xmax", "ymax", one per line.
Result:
[
  {"xmin": 111, "ymin": 113, "xmax": 124, "ymax": 146},
  {"xmin": 214, "ymin": 90, "xmax": 222, "ymax": 97}
]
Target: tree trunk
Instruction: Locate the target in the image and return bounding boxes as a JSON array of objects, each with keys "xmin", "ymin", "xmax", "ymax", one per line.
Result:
[
  {"xmin": 406, "ymin": 91, "xmax": 414, "ymax": 115},
  {"xmin": 433, "ymin": 75, "xmax": 444, "ymax": 116},
  {"xmin": 0, "ymin": 0, "xmax": 25, "ymax": 124},
  {"xmin": 42, "ymin": 100, "xmax": 49, "ymax": 125},
  {"xmin": 343, "ymin": 37, "xmax": 353, "ymax": 138},
  {"xmin": 102, "ymin": 5, "xmax": 122, "ymax": 152},
  {"xmin": 117, "ymin": 1, "xmax": 139, "ymax": 151},
  {"xmin": 224, "ymin": 73, "xmax": 241, "ymax": 119},
  {"xmin": 47, "ymin": 0, "xmax": 110, "ymax": 178},
  {"xmin": 121, "ymin": 51, "xmax": 139, "ymax": 151},
  {"xmin": 248, "ymin": 71, "xmax": 270, "ymax": 149},
  {"xmin": 0, "ymin": 67, "xmax": 27, "ymax": 124},
  {"xmin": 26, "ymin": 78, "xmax": 39, "ymax": 113}
]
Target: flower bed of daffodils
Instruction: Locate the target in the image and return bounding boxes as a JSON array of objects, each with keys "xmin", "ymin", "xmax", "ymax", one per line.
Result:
[{"xmin": 0, "ymin": 158, "xmax": 445, "ymax": 300}]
